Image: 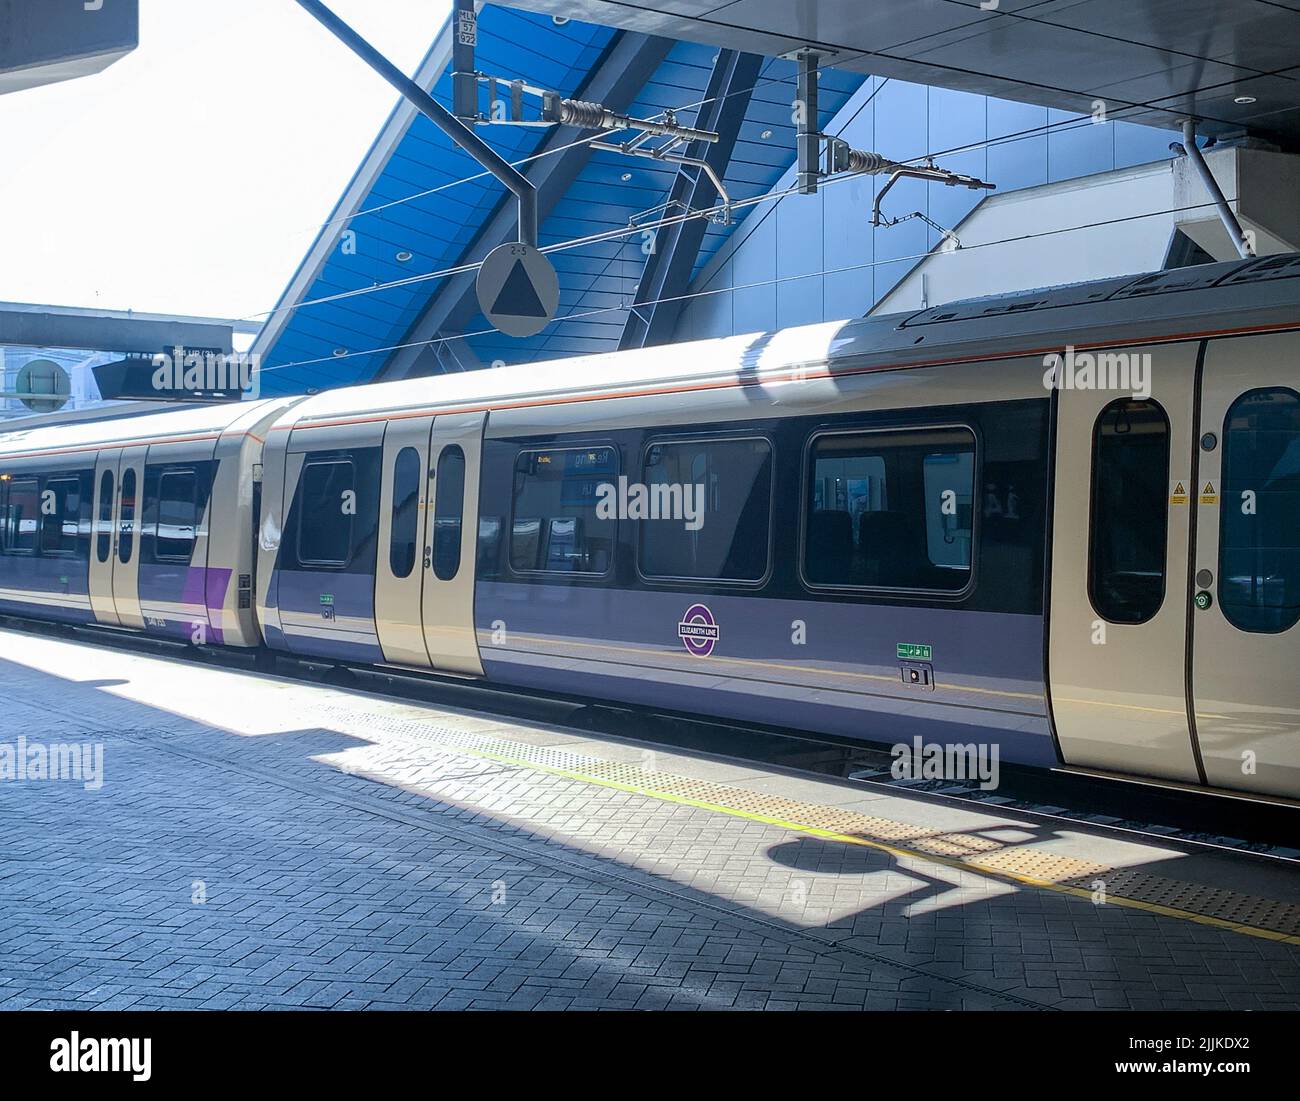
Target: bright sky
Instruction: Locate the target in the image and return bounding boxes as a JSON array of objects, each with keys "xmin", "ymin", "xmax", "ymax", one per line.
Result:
[{"xmin": 0, "ymin": 0, "xmax": 446, "ymax": 322}]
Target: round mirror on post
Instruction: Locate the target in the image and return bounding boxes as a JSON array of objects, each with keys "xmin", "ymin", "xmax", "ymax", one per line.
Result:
[{"xmin": 15, "ymin": 358, "xmax": 71, "ymax": 413}]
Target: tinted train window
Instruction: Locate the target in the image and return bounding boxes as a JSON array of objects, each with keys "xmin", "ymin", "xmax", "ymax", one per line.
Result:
[
  {"xmin": 154, "ymin": 470, "xmax": 198, "ymax": 562},
  {"xmin": 433, "ymin": 446, "xmax": 465, "ymax": 581},
  {"xmin": 1, "ymin": 478, "xmax": 39, "ymax": 554},
  {"xmin": 805, "ymin": 427, "xmax": 975, "ymax": 591},
  {"xmin": 40, "ymin": 478, "xmax": 82, "ymax": 556},
  {"xmin": 640, "ymin": 437, "xmax": 772, "ymax": 583},
  {"xmin": 510, "ymin": 446, "xmax": 616, "ymax": 575},
  {"xmin": 96, "ymin": 469, "xmax": 114, "ymax": 563},
  {"xmin": 388, "ymin": 448, "xmax": 421, "ymax": 579},
  {"xmin": 1088, "ymin": 398, "xmax": 1170, "ymax": 624},
  {"xmin": 118, "ymin": 468, "xmax": 137, "ymax": 564},
  {"xmin": 1219, "ymin": 387, "xmax": 1300, "ymax": 633},
  {"xmin": 297, "ymin": 460, "xmax": 355, "ymax": 568}
]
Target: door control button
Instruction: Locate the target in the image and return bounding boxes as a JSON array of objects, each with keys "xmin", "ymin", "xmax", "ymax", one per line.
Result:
[{"xmin": 1195, "ymin": 590, "xmax": 1213, "ymax": 610}]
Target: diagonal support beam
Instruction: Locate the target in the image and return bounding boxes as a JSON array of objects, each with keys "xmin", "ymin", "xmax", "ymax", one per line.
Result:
[
  {"xmin": 618, "ymin": 50, "xmax": 762, "ymax": 351},
  {"xmin": 380, "ymin": 30, "xmax": 677, "ymax": 380},
  {"xmin": 296, "ymin": 0, "xmax": 538, "ymax": 246}
]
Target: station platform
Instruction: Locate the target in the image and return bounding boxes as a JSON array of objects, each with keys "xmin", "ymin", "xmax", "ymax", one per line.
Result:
[{"xmin": 1, "ymin": 627, "xmax": 1298, "ymax": 1012}]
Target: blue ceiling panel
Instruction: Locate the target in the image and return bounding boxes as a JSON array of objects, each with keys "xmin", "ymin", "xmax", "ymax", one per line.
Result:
[{"xmin": 257, "ymin": 5, "xmax": 865, "ymax": 394}]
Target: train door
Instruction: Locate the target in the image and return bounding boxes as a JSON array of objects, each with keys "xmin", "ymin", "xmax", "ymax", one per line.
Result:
[
  {"xmin": 111, "ymin": 445, "xmax": 147, "ymax": 630},
  {"xmin": 421, "ymin": 411, "xmax": 485, "ymax": 676},
  {"xmin": 374, "ymin": 415, "xmax": 435, "ymax": 668},
  {"xmin": 89, "ymin": 452, "xmax": 121, "ymax": 627},
  {"xmin": 1190, "ymin": 332, "xmax": 1300, "ymax": 798},
  {"xmin": 1047, "ymin": 342, "xmax": 1201, "ymax": 782}
]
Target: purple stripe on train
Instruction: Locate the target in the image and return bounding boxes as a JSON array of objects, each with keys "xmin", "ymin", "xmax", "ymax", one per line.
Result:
[
  {"xmin": 0, "ymin": 555, "xmax": 93, "ymax": 625},
  {"xmin": 476, "ymin": 581, "xmax": 1058, "ymax": 767},
  {"xmin": 139, "ymin": 564, "xmax": 232, "ymax": 645},
  {"xmin": 266, "ymin": 567, "xmax": 384, "ymax": 663}
]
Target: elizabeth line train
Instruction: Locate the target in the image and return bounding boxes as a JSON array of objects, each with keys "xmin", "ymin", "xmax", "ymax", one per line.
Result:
[{"xmin": 2, "ymin": 254, "xmax": 1298, "ymax": 801}]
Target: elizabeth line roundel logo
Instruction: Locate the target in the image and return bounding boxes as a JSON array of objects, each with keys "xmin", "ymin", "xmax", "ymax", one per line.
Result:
[{"xmin": 677, "ymin": 603, "xmax": 720, "ymax": 657}]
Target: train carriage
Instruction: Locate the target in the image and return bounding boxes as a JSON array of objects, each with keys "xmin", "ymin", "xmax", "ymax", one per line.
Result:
[
  {"xmin": 0, "ymin": 400, "xmax": 298, "ymax": 647},
  {"xmin": 3, "ymin": 254, "xmax": 1299, "ymax": 801}
]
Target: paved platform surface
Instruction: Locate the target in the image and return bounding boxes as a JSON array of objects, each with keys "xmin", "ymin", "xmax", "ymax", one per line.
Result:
[{"xmin": 1, "ymin": 627, "xmax": 1299, "ymax": 1011}]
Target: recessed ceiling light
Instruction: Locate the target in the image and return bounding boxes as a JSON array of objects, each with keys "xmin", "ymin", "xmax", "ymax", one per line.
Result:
[
  {"xmin": 761, "ymin": 129, "xmax": 773, "ymax": 139},
  {"xmin": 1235, "ymin": 95, "xmax": 1257, "ymax": 104},
  {"xmin": 621, "ymin": 172, "xmax": 633, "ymax": 181},
  {"xmin": 332, "ymin": 348, "xmax": 348, "ymax": 357},
  {"xmin": 395, "ymin": 250, "xmax": 413, "ymax": 263}
]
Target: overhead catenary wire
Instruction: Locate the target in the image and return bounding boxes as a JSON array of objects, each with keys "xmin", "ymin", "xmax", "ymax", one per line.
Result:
[
  {"xmin": 245, "ymin": 25, "xmax": 1251, "ymax": 383},
  {"xmin": 246, "ymin": 86, "xmax": 1189, "ymax": 333},
  {"xmin": 301, "ymin": 62, "xmax": 808, "ymax": 238},
  {"xmin": 306, "ymin": 0, "xmax": 1253, "ymax": 244},
  {"xmin": 256, "ymin": 193, "xmax": 1240, "ymax": 385}
]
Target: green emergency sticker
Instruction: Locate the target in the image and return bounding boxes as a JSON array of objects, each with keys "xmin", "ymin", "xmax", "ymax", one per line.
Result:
[{"xmin": 897, "ymin": 643, "xmax": 932, "ymax": 660}]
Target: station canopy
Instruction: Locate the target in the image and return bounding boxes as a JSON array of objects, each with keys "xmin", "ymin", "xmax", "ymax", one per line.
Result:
[
  {"xmin": 255, "ymin": 1, "xmax": 1300, "ymax": 396},
  {"xmin": 503, "ymin": 0, "xmax": 1300, "ymax": 147},
  {"xmin": 254, "ymin": 5, "xmax": 863, "ymax": 394}
]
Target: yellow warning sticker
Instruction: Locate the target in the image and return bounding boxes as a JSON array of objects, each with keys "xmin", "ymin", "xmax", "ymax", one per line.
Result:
[
  {"xmin": 1170, "ymin": 480, "xmax": 1189, "ymax": 505},
  {"xmin": 1200, "ymin": 480, "xmax": 1218, "ymax": 505}
]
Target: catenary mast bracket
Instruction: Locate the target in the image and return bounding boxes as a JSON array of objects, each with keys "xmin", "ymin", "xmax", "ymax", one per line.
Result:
[{"xmin": 789, "ymin": 46, "xmax": 995, "ymax": 228}]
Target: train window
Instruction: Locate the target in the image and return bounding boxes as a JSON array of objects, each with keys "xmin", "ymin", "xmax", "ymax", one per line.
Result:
[
  {"xmin": 1, "ymin": 478, "xmax": 39, "ymax": 555},
  {"xmin": 297, "ymin": 460, "xmax": 355, "ymax": 568},
  {"xmin": 1218, "ymin": 387, "xmax": 1300, "ymax": 633},
  {"xmin": 510, "ymin": 446, "xmax": 617, "ymax": 575},
  {"xmin": 1088, "ymin": 398, "xmax": 1170, "ymax": 624},
  {"xmin": 640, "ymin": 437, "xmax": 773, "ymax": 583},
  {"xmin": 117, "ymin": 468, "xmax": 137, "ymax": 564},
  {"xmin": 432, "ymin": 445, "xmax": 466, "ymax": 581},
  {"xmin": 40, "ymin": 477, "xmax": 82, "ymax": 556},
  {"xmin": 388, "ymin": 448, "xmax": 421, "ymax": 579},
  {"xmin": 804, "ymin": 427, "xmax": 975, "ymax": 591},
  {"xmin": 96, "ymin": 469, "xmax": 114, "ymax": 563},
  {"xmin": 154, "ymin": 470, "xmax": 198, "ymax": 563}
]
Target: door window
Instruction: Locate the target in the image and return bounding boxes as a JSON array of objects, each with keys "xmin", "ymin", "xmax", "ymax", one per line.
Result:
[
  {"xmin": 388, "ymin": 448, "xmax": 421, "ymax": 579},
  {"xmin": 96, "ymin": 469, "xmax": 114, "ymax": 563},
  {"xmin": 1088, "ymin": 398, "xmax": 1170, "ymax": 624},
  {"xmin": 432, "ymin": 446, "xmax": 466, "ymax": 581},
  {"xmin": 1219, "ymin": 387, "xmax": 1300, "ymax": 632},
  {"xmin": 118, "ymin": 468, "xmax": 137, "ymax": 564}
]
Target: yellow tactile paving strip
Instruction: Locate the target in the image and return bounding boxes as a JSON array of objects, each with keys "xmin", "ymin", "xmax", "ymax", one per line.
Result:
[{"xmin": 343, "ymin": 714, "xmax": 1300, "ymax": 946}]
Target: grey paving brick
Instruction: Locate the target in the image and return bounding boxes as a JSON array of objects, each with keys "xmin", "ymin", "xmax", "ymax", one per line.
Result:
[{"xmin": 0, "ymin": 630, "xmax": 1297, "ymax": 1013}]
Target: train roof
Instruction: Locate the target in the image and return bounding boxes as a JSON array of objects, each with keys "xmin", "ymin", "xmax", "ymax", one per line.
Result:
[
  {"xmin": 5, "ymin": 253, "xmax": 1300, "ymax": 455},
  {"xmin": 281, "ymin": 253, "xmax": 1300, "ymax": 429},
  {"xmin": 0, "ymin": 398, "xmax": 295, "ymax": 460}
]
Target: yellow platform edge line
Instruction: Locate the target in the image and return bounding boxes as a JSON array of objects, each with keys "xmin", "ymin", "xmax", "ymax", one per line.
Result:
[{"xmin": 448, "ymin": 744, "xmax": 1300, "ymax": 948}]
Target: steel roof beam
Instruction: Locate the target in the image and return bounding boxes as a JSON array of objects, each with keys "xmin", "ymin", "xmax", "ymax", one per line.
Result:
[
  {"xmin": 0, "ymin": 306, "xmax": 232, "ymax": 355},
  {"xmin": 380, "ymin": 30, "xmax": 676, "ymax": 380},
  {"xmin": 297, "ymin": 0, "xmax": 538, "ymax": 247},
  {"xmin": 618, "ymin": 49, "xmax": 762, "ymax": 351}
]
